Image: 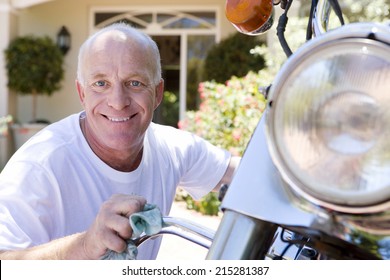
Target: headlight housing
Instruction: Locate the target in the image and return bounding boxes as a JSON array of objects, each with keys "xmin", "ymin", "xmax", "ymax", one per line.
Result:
[{"xmin": 266, "ymin": 23, "xmax": 390, "ymax": 213}]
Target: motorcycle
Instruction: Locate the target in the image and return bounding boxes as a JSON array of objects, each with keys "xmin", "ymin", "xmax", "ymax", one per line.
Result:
[{"xmin": 135, "ymin": 0, "xmax": 390, "ymax": 260}]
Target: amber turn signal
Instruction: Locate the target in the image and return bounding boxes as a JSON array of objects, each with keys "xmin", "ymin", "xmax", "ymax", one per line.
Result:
[{"xmin": 225, "ymin": 0, "xmax": 274, "ymax": 35}]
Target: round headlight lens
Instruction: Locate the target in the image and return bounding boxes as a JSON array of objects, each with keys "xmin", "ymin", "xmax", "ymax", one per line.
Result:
[{"xmin": 267, "ymin": 36, "xmax": 390, "ymax": 208}]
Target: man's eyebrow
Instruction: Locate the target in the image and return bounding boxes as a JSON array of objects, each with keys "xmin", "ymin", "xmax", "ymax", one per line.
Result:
[{"xmin": 89, "ymin": 73, "xmax": 107, "ymax": 79}]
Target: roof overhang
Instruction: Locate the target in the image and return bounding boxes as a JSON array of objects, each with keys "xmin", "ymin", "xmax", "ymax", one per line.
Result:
[{"xmin": 10, "ymin": 0, "xmax": 54, "ymax": 9}]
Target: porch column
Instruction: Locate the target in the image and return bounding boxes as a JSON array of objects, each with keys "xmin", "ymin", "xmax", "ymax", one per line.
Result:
[
  {"xmin": 0, "ymin": 1, "xmax": 17, "ymax": 166},
  {"xmin": 0, "ymin": 1, "xmax": 17, "ymax": 118}
]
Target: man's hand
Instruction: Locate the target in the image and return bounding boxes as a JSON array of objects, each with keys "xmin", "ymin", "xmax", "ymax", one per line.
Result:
[{"xmin": 82, "ymin": 194, "xmax": 146, "ymax": 259}]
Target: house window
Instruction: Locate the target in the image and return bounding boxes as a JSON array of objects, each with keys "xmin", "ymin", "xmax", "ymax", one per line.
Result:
[{"xmin": 91, "ymin": 7, "xmax": 220, "ymax": 126}]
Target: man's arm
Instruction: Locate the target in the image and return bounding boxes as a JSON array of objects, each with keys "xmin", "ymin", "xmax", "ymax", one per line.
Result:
[
  {"xmin": 0, "ymin": 194, "xmax": 146, "ymax": 260},
  {"xmin": 213, "ymin": 156, "xmax": 241, "ymax": 192},
  {"xmin": 0, "ymin": 232, "xmax": 88, "ymax": 260}
]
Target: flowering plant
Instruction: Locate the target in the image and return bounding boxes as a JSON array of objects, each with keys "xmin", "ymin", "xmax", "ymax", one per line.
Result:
[
  {"xmin": 178, "ymin": 70, "xmax": 272, "ymax": 215},
  {"xmin": 179, "ymin": 71, "xmax": 271, "ymax": 156}
]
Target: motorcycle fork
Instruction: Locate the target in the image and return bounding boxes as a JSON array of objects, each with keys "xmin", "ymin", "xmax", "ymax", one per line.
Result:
[{"xmin": 206, "ymin": 210, "xmax": 278, "ymax": 259}]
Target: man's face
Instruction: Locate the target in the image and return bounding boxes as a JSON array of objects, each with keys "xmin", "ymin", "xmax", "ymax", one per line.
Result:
[{"xmin": 76, "ymin": 32, "xmax": 163, "ymax": 153}]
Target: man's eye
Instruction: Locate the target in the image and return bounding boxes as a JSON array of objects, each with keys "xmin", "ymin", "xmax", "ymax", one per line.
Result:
[
  {"xmin": 128, "ymin": 80, "xmax": 142, "ymax": 87},
  {"xmin": 94, "ymin": 80, "xmax": 107, "ymax": 87}
]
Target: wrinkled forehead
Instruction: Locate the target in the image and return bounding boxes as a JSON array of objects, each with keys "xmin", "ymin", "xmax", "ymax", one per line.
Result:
[{"xmin": 77, "ymin": 26, "xmax": 161, "ymax": 85}]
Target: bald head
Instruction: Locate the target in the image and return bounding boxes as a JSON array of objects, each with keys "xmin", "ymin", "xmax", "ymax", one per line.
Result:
[{"xmin": 77, "ymin": 23, "xmax": 161, "ymax": 86}]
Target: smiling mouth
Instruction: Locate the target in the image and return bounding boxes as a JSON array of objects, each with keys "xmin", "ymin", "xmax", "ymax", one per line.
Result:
[{"xmin": 104, "ymin": 114, "xmax": 137, "ymax": 122}]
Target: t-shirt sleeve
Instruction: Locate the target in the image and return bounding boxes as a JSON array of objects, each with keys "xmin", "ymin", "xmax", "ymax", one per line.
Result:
[
  {"xmin": 0, "ymin": 161, "xmax": 61, "ymax": 250},
  {"xmin": 177, "ymin": 132, "xmax": 231, "ymax": 200}
]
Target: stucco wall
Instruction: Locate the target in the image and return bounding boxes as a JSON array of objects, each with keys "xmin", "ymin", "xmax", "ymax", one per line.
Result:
[{"xmin": 14, "ymin": 0, "xmax": 237, "ymax": 124}]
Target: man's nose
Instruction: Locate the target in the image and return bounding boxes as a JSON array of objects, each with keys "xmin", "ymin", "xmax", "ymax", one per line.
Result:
[{"xmin": 107, "ymin": 84, "xmax": 131, "ymax": 110}]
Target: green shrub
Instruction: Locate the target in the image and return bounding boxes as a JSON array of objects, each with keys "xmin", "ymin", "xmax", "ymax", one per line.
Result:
[
  {"xmin": 180, "ymin": 71, "xmax": 270, "ymax": 155},
  {"xmin": 203, "ymin": 32, "xmax": 266, "ymax": 83},
  {"xmin": 5, "ymin": 35, "xmax": 64, "ymax": 96},
  {"xmin": 160, "ymin": 91, "xmax": 179, "ymax": 127},
  {"xmin": 181, "ymin": 190, "xmax": 221, "ymax": 216},
  {"xmin": 178, "ymin": 70, "xmax": 272, "ymax": 215}
]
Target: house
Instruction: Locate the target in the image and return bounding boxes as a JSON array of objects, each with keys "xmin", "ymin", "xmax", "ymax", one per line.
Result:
[{"xmin": 0, "ymin": 0, "xmax": 240, "ymax": 162}]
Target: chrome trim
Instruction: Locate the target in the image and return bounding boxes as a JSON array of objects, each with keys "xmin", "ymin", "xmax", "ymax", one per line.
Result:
[
  {"xmin": 133, "ymin": 216, "xmax": 215, "ymax": 249},
  {"xmin": 313, "ymin": 0, "xmax": 331, "ymax": 36},
  {"xmin": 206, "ymin": 210, "xmax": 278, "ymax": 259}
]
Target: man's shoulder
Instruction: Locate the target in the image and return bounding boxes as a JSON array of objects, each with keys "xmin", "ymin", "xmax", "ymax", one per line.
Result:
[
  {"xmin": 149, "ymin": 122, "xmax": 179, "ymax": 132},
  {"xmin": 12, "ymin": 113, "xmax": 82, "ymax": 160},
  {"xmin": 148, "ymin": 123, "xmax": 196, "ymax": 143},
  {"xmin": 47, "ymin": 112, "xmax": 80, "ymax": 134},
  {"xmin": 34, "ymin": 114, "xmax": 80, "ymax": 143}
]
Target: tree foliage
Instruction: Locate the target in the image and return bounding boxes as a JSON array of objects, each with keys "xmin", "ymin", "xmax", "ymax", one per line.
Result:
[
  {"xmin": 341, "ymin": 0, "xmax": 390, "ymax": 23},
  {"xmin": 5, "ymin": 35, "xmax": 64, "ymax": 122},
  {"xmin": 5, "ymin": 35, "xmax": 64, "ymax": 96},
  {"xmin": 203, "ymin": 32, "xmax": 266, "ymax": 83}
]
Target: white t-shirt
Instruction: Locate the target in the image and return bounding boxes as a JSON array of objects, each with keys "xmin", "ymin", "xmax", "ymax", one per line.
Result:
[{"xmin": 0, "ymin": 112, "xmax": 230, "ymax": 259}]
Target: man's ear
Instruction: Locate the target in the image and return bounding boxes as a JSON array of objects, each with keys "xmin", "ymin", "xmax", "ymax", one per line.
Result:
[
  {"xmin": 154, "ymin": 79, "xmax": 165, "ymax": 110},
  {"xmin": 76, "ymin": 80, "xmax": 85, "ymax": 106}
]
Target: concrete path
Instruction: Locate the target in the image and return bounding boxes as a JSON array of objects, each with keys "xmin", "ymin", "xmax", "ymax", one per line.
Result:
[{"xmin": 156, "ymin": 201, "xmax": 222, "ymax": 260}]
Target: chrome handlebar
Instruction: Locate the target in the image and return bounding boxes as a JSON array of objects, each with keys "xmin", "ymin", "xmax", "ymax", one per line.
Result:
[{"xmin": 132, "ymin": 216, "xmax": 215, "ymax": 249}]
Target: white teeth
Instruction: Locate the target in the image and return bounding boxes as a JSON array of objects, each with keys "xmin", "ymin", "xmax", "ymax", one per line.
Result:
[{"xmin": 108, "ymin": 116, "xmax": 131, "ymax": 122}]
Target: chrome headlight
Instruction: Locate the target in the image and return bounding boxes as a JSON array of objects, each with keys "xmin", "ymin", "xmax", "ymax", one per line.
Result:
[{"xmin": 266, "ymin": 23, "xmax": 390, "ymax": 213}]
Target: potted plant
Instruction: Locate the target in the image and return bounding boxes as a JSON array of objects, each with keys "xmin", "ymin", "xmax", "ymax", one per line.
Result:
[{"xmin": 4, "ymin": 35, "xmax": 64, "ymax": 150}]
